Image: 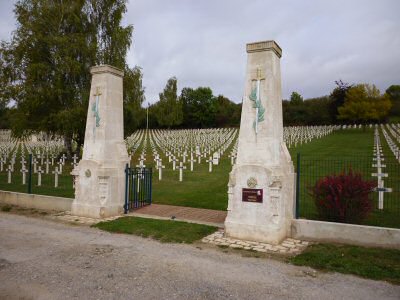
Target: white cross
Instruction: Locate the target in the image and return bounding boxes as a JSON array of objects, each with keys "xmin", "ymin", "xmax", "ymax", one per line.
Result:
[
  {"xmin": 177, "ymin": 162, "xmax": 187, "ymax": 182},
  {"xmin": 52, "ymin": 167, "xmax": 61, "ymax": 187},
  {"xmin": 44, "ymin": 158, "xmax": 51, "ymax": 174},
  {"xmin": 171, "ymin": 156, "xmax": 178, "ymax": 170},
  {"xmin": 37, "ymin": 166, "xmax": 44, "ymax": 186},
  {"xmin": 20, "ymin": 166, "xmax": 28, "ymax": 185},
  {"xmin": 157, "ymin": 161, "xmax": 165, "ymax": 181},
  {"xmin": 207, "ymin": 157, "xmax": 213, "ymax": 172},
  {"xmin": 7, "ymin": 165, "xmax": 12, "ymax": 183},
  {"xmin": 136, "ymin": 160, "xmax": 145, "ymax": 169},
  {"xmin": 33, "ymin": 157, "xmax": 38, "ymax": 173},
  {"xmin": 188, "ymin": 155, "xmax": 196, "ymax": 172},
  {"xmin": 0, "ymin": 158, "xmax": 4, "ymax": 172}
]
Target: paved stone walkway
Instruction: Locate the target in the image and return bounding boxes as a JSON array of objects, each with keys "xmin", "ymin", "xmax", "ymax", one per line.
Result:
[
  {"xmin": 52, "ymin": 212, "xmax": 120, "ymax": 225},
  {"xmin": 202, "ymin": 230, "xmax": 310, "ymax": 255},
  {"xmin": 130, "ymin": 204, "xmax": 227, "ymax": 227},
  {"xmin": 51, "ymin": 204, "xmax": 227, "ymax": 227}
]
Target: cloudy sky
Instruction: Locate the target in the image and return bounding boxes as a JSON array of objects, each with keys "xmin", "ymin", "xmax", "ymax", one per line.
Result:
[{"xmin": 1, "ymin": 0, "xmax": 400, "ymax": 104}]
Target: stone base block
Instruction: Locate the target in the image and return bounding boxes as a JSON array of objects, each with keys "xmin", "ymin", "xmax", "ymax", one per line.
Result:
[
  {"xmin": 225, "ymin": 220, "xmax": 286, "ymax": 245},
  {"xmin": 71, "ymin": 202, "xmax": 123, "ymax": 219}
]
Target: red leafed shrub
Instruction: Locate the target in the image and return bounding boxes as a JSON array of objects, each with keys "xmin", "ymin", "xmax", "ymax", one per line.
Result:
[{"xmin": 310, "ymin": 169, "xmax": 376, "ymax": 224}]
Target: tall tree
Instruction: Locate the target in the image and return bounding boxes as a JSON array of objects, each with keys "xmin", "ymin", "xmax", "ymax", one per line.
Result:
[
  {"xmin": 0, "ymin": 0, "xmax": 137, "ymax": 154},
  {"xmin": 385, "ymin": 85, "xmax": 400, "ymax": 118},
  {"xmin": 329, "ymin": 80, "xmax": 352, "ymax": 122},
  {"xmin": 214, "ymin": 95, "xmax": 241, "ymax": 127},
  {"xmin": 155, "ymin": 77, "xmax": 182, "ymax": 128},
  {"xmin": 124, "ymin": 66, "xmax": 145, "ymax": 136},
  {"xmin": 179, "ymin": 87, "xmax": 216, "ymax": 128},
  {"xmin": 338, "ymin": 84, "xmax": 392, "ymax": 124},
  {"xmin": 289, "ymin": 91, "xmax": 303, "ymax": 105}
]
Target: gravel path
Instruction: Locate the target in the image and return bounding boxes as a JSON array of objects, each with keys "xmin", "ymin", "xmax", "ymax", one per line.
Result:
[{"xmin": 0, "ymin": 212, "xmax": 399, "ymax": 300}]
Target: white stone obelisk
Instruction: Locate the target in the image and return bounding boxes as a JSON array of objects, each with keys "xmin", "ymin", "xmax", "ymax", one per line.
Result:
[
  {"xmin": 71, "ymin": 65, "xmax": 129, "ymax": 218},
  {"xmin": 225, "ymin": 41, "xmax": 295, "ymax": 244}
]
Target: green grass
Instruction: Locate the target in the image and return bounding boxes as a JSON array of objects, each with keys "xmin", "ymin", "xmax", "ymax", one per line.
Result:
[
  {"xmin": 288, "ymin": 128, "xmax": 400, "ymax": 229},
  {"xmin": 290, "ymin": 243, "xmax": 400, "ymax": 284},
  {"xmin": 93, "ymin": 216, "xmax": 217, "ymax": 244},
  {"xmin": 0, "ymin": 159, "xmax": 75, "ymax": 198},
  {"xmin": 151, "ymin": 156, "xmax": 232, "ymax": 210}
]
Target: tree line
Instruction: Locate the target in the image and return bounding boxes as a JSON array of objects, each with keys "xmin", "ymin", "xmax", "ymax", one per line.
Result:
[
  {"xmin": 283, "ymin": 81, "xmax": 398, "ymax": 126},
  {"xmin": 139, "ymin": 77, "xmax": 241, "ymax": 130}
]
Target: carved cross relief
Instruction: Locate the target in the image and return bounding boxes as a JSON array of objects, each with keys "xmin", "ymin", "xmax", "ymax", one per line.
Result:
[
  {"xmin": 92, "ymin": 87, "xmax": 101, "ymax": 141},
  {"xmin": 249, "ymin": 68, "xmax": 266, "ymax": 134}
]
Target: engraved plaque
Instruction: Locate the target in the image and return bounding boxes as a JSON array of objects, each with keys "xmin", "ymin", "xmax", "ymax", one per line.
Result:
[
  {"xmin": 242, "ymin": 188, "xmax": 263, "ymax": 203},
  {"xmin": 98, "ymin": 176, "xmax": 109, "ymax": 204}
]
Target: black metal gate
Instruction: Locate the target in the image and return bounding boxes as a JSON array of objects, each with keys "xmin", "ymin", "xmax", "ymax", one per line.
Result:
[{"xmin": 124, "ymin": 165, "xmax": 152, "ymax": 213}]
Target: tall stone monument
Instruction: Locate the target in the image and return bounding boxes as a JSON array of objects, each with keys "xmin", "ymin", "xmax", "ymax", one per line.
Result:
[
  {"xmin": 225, "ymin": 41, "xmax": 295, "ymax": 244},
  {"xmin": 71, "ymin": 65, "xmax": 129, "ymax": 218}
]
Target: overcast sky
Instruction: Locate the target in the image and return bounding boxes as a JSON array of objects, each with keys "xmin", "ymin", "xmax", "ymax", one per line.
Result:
[{"xmin": 1, "ymin": 0, "xmax": 400, "ymax": 104}]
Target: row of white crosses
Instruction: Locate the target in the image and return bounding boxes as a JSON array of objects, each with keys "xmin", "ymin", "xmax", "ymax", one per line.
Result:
[
  {"xmin": 283, "ymin": 125, "xmax": 340, "ymax": 148},
  {"xmin": 23, "ymin": 141, "xmax": 70, "ymax": 187},
  {"xmin": 125, "ymin": 128, "xmax": 238, "ymax": 182},
  {"xmin": 372, "ymin": 128, "xmax": 392, "ymax": 210},
  {"xmin": 126, "ymin": 130, "xmax": 146, "ymax": 158},
  {"xmin": 0, "ymin": 138, "xmax": 79, "ymax": 188},
  {"xmin": 229, "ymin": 140, "xmax": 239, "ymax": 166},
  {"xmin": 151, "ymin": 128, "xmax": 238, "ymax": 181},
  {"xmin": 382, "ymin": 124, "xmax": 400, "ymax": 162}
]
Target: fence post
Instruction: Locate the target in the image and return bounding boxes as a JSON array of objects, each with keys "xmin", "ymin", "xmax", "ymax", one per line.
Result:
[
  {"xmin": 28, "ymin": 154, "xmax": 32, "ymax": 194},
  {"xmin": 295, "ymin": 153, "xmax": 300, "ymax": 219},
  {"xmin": 124, "ymin": 164, "xmax": 129, "ymax": 214},
  {"xmin": 149, "ymin": 167, "xmax": 152, "ymax": 205}
]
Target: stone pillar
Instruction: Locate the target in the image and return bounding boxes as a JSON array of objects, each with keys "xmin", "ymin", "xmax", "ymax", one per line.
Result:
[
  {"xmin": 71, "ymin": 65, "xmax": 129, "ymax": 219},
  {"xmin": 224, "ymin": 41, "xmax": 295, "ymax": 244}
]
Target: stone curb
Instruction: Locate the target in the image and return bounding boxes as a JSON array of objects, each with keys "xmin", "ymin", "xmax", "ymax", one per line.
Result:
[{"xmin": 202, "ymin": 230, "xmax": 310, "ymax": 255}]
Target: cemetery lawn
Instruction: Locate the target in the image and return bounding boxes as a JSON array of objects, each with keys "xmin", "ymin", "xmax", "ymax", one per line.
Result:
[
  {"xmin": 151, "ymin": 128, "xmax": 399, "ymax": 229},
  {"xmin": 93, "ymin": 216, "xmax": 217, "ymax": 244},
  {"xmin": 290, "ymin": 243, "xmax": 400, "ymax": 284},
  {"xmin": 291, "ymin": 128, "xmax": 400, "ymax": 229},
  {"xmin": 151, "ymin": 157, "xmax": 232, "ymax": 211}
]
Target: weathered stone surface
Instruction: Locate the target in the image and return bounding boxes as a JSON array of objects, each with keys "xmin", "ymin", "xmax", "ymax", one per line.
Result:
[
  {"xmin": 71, "ymin": 65, "xmax": 129, "ymax": 219},
  {"xmin": 203, "ymin": 230, "xmax": 307, "ymax": 255},
  {"xmin": 225, "ymin": 41, "xmax": 295, "ymax": 244}
]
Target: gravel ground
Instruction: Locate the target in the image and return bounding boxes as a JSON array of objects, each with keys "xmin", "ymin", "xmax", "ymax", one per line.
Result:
[{"xmin": 0, "ymin": 212, "xmax": 399, "ymax": 300}]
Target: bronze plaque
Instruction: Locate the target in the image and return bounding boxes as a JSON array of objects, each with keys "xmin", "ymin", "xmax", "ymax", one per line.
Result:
[{"xmin": 242, "ymin": 188, "xmax": 263, "ymax": 203}]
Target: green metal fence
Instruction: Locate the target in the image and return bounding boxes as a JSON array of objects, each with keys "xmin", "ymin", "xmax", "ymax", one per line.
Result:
[{"xmin": 296, "ymin": 154, "xmax": 400, "ymax": 229}]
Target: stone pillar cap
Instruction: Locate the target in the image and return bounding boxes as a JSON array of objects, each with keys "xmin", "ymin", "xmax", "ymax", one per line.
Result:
[
  {"xmin": 90, "ymin": 65, "xmax": 124, "ymax": 77},
  {"xmin": 246, "ymin": 40, "xmax": 282, "ymax": 58}
]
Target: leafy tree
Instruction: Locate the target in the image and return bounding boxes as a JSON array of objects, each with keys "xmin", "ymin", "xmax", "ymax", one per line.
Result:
[
  {"xmin": 155, "ymin": 77, "xmax": 182, "ymax": 128},
  {"xmin": 305, "ymin": 96, "xmax": 335, "ymax": 125},
  {"xmin": 214, "ymin": 95, "xmax": 241, "ymax": 127},
  {"xmin": 290, "ymin": 91, "xmax": 303, "ymax": 105},
  {"xmin": 385, "ymin": 85, "xmax": 400, "ymax": 117},
  {"xmin": 0, "ymin": 105, "xmax": 10, "ymax": 129},
  {"xmin": 386, "ymin": 85, "xmax": 400, "ymax": 100},
  {"xmin": 124, "ymin": 66, "xmax": 145, "ymax": 136},
  {"xmin": 329, "ymin": 80, "xmax": 352, "ymax": 122},
  {"xmin": 338, "ymin": 84, "xmax": 392, "ymax": 124},
  {"xmin": 0, "ymin": 0, "xmax": 137, "ymax": 155},
  {"xmin": 179, "ymin": 87, "xmax": 216, "ymax": 128}
]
